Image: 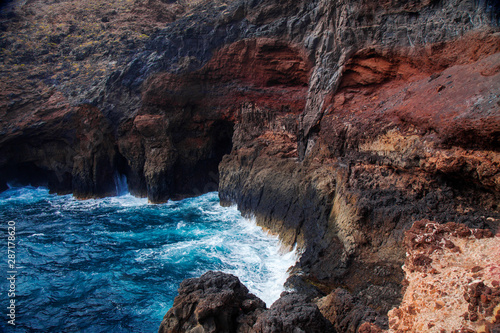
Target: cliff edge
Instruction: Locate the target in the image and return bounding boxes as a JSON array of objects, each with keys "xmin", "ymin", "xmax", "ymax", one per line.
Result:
[{"xmin": 1, "ymin": 0, "xmax": 499, "ymax": 331}]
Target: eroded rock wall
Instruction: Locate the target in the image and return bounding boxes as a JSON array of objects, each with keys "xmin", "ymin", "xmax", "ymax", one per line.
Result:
[
  {"xmin": 219, "ymin": 29, "xmax": 500, "ymax": 315},
  {"xmin": 1, "ymin": 0, "xmax": 498, "ymax": 201},
  {"xmin": 1, "ymin": 0, "xmax": 499, "ymax": 330}
]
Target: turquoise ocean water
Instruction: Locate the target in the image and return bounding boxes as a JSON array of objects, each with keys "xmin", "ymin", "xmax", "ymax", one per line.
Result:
[{"xmin": 0, "ymin": 186, "xmax": 296, "ymax": 332}]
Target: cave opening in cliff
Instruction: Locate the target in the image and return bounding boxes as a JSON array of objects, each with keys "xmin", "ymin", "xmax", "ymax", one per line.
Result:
[
  {"xmin": 181, "ymin": 119, "xmax": 234, "ymax": 196},
  {"xmin": 211, "ymin": 119, "xmax": 234, "ymax": 166},
  {"xmin": 204, "ymin": 119, "xmax": 234, "ymax": 191},
  {"xmin": 0, "ymin": 162, "xmax": 68, "ymax": 193},
  {"xmin": 169, "ymin": 119, "xmax": 235, "ymax": 199}
]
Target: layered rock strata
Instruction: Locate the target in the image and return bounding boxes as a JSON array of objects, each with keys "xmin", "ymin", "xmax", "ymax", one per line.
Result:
[
  {"xmin": 1, "ymin": 0, "xmax": 499, "ymax": 330},
  {"xmin": 219, "ymin": 42, "xmax": 500, "ymax": 315}
]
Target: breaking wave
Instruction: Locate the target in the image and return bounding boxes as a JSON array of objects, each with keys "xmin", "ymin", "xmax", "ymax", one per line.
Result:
[{"xmin": 0, "ymin": 187, "xmax": 297, "ymax": 332}]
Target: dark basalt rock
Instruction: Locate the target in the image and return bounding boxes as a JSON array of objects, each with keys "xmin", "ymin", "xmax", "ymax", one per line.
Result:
[
  {"xmin": 253, "ymin": 292, "xmax": 335, "ymax": 333},
  {"xmin": 159, "ymin": 271, "xmax": 334, "ymax": 333},
  {"xmin": 158, "ymin": 271, "xmax": 266, "ymax": 333},
  {"xmin": 317, "ymin": 288, "xmax": 388, "ymax": 333}
]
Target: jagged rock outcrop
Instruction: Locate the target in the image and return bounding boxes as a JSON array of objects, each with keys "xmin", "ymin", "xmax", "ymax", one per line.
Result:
[
  {"xmin": 123, "ymin": 36, "xmax": 310, "ymax": 201},
  {"xmin": 1, "ymin": 0, "xmax": 500, "ymax": 330},
  {"xmin": 317, "ymin": 288, "xmax": 388, "ymax": 332},
  {"xmin": 158, "ymin": 271, "xmax": 267, "ymax": 333},
  {"xmin": 0, "ymin": 94, "xmax": 122, "ymax": 198},
  {"xmin": 158, "ymin": 271, "xmax": 334, "ymax": 333},
  {"xmin": 252, "ymin": 292, "xmax": 335, "ymax": 333}
]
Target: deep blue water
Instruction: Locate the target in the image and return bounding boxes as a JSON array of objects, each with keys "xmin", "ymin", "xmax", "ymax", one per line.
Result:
[{"xmin": 0, "ymin": 186, "xmax": 296, "ymax": 332}]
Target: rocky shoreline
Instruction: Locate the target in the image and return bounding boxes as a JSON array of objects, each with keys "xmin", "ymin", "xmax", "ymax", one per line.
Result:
[
  {"xmin": 158, "ymin": 221, "xmax": 499, "ymax": 332},
  {"xmin": 1, "ymin": 0, "xmax": 499, "ymax": 331}
]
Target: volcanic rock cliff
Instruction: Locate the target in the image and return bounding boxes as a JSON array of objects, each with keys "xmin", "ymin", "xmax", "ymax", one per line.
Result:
[{"xmin": 1, "ymin": 0, "xmax": 499, "ymax": 331}]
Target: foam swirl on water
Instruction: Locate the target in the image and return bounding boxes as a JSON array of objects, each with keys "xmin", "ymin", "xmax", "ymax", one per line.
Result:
[{"xmin": 0, "ymin": 187, "xmax": 297, "ymax": 332}]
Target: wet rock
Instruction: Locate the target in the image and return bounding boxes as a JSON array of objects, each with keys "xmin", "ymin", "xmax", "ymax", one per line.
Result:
[
  {"xmin": 159, "ymin": 272, "xmax": 335, "ymax": 333},
  {"xmin": 72, "ymin": 104, "xmax": 119, "ymax": 199},
  {"xmin": 284, "ymin": 275, "xmax": 325, "ymax": 302}
]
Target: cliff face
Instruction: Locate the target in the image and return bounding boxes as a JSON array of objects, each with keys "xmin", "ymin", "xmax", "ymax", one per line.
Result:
[
  {"xmin": 1, "ymin": 0, "xmax": 499, "ymax": 330},
  {"xmin": 220, "ymin": 0, "xmax": 500, "ymax": 316},
  {"xmin": 219, "ymin": 40, "xmax": 500, "ymax": 313}
]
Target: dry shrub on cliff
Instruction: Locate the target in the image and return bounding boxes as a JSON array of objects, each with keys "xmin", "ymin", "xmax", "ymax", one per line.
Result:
[
  {"xmin": 0, "ymin": 0, "xmax": 181, "ymax": 111},
  {"xmin": 177, "ymin": 0, "xmax": 204, "ymax": 8}
]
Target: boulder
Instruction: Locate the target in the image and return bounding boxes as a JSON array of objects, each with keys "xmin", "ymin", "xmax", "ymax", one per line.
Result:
[{"xmin": 158, "ymin": 271, "xmax": 265, "ymax": 333}]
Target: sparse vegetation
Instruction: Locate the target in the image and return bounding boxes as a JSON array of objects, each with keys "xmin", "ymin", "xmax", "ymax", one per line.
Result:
[
  {"xmin": 177, "ymin": 0, "xmax": 204, "ymax": 8},
  {"xmin": 0, "ymin": 0, "xmax": 238, "ymax": 117},
  {"xmin": 0, "ymin": 0, "xmax": 184, "ymax": 110}
]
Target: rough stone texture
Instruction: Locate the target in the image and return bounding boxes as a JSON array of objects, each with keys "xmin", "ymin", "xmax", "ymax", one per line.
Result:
[
  {"xmin": 297, "ymin": 1, "xmax": 500, "ymax": 155},
  {"xmin": 71, "ymin": 104, "xmax": 119, "ymax": 198},
  {"xmin": 317, "ymin": 288, "xmax": 388, "ymax": 332},
  {"xmin": 1, "ymin": 0, "xmax": 500, "ymax": 331},
  {"xmin": 253, "ymin": 292, "xmax": 335, "ymax": 333},
  {"xmin": 2, "ymin": 0, "xmax": 499, "ymax": 201},
  {"xmin": 158, "ymin": 271, "xmax": 266, "ymax": 333},
  {"xmin": 127, "ymin": 37, "xmax": 310, "ymax": 201},
  {"xmin": 387, "ymin": 220, "xmax": 500, "ymax": 333},
  {"xmin": 158, "ymin": 271, "xmax": 333, "ymax": 333},
  {"xmin": 0, "ymin": 95, "xmax": 121, "ymax": 197},
  {"xmin": 220, "ymin": 31, "xmax": 500, "ymax": 317}
]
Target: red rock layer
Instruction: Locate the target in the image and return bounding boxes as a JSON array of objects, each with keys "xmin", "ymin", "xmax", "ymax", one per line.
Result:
[
  {"xmin": 219, "ymin": 31, "xmax": 500, "ymax": 319},
  {"xmin": 115, "ymin": 38, "xmax": 311, "ymax": 201},
  {"xmin": 142, "ymin": 38, "xmax": 311, "ymax": 116}
]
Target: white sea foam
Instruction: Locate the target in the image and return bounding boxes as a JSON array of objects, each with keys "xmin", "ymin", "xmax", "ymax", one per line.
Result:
[
  {"xmin": 108, "ymin": 194, "xmax": 149, "ymax": 207},
  {"xmin": 148, "ymin": 200, "xmax": 299, "ymax": 307},
  {"xmin": 217, "ymin": 216, "xmax": 299, "ymax": 307},
  {"xmin": 0, "ymin": 185, "xmax": 51, "ymax": 204},
  {"xmin": 221, "ymin": 209, "xmax": 299, "ymax": 306},
  {"xmin": 3, "ymin": 187, "xmax": 297, "ymax": 309}
]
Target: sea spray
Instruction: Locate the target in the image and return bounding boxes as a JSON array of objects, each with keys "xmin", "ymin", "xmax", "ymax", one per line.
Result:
[
  {"xmin": 0, "ymin": 187, "xmax": 297, "ymax": 332},
  {"xmin": 113, "ymin": 172, "xmax": 128, "ymax": 196}
]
